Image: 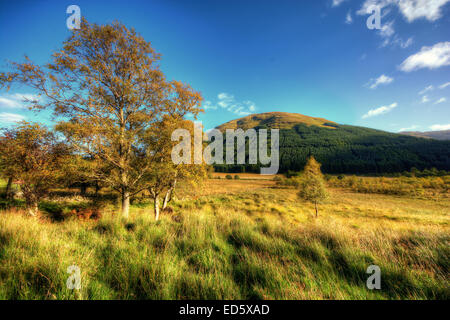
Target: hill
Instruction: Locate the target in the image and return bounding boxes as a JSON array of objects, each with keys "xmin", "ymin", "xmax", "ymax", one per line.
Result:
[
  {"xmin": 399, "ymin": 130, "xmax": 450, "ymax": 141},
  {"xmin": 216, "ymin": 112, "xmax": 337, "ymax": 131},
  {"xmin": 214, "ymin": 112, "xmax": 450, "ymax": 174}
]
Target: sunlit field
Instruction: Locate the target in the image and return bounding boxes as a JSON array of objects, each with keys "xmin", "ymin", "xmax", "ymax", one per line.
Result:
[{"xmin": 0, "ymin": 175, "xmax": 448, "ymax": 300}]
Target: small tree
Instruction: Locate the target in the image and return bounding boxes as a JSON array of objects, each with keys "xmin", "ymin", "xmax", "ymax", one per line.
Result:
[
  {"xmin": 298, "ymin": 156, "xmax": 328, "ymax": 217},
  {"xmin": 0, "ymin": 122, "xmax": 69, "ymax": 216},
  {"xmin": 145, "ymin": 118, "xmax": 206, "ymax": 220}
]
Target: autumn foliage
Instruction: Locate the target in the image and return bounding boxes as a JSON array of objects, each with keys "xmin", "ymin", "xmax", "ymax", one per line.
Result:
[{"xmin": 0, "ymin": 19, "xmax": 204, "ymax": 219}]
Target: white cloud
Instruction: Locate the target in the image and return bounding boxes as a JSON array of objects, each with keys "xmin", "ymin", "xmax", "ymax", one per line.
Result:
[
  {"xmin": 439, "ymin": 82, "xmax": 450, "ymax": 89},
  {"xmin": 398, "ymin": 125, "xmax": 419, "ymax": 131},
  {"xmin": 421, "ymin": 95, "xmax": 430, "ymax": 103},
  {"xmin": 419, "ymin": 85, "xmax": 434, "ymax": 94},
  {"xmin": 357, "ymin": 0, "xmax": 450, "ymax": 22},
  {"xmin": 434, "ymin": 97, "xmax": 447, "ymax": 104},
  {"xmin": 367, "ymin": 74, "xmax": 394, "ymax": 89},
  {"xmin": 362, "ymin": 102, "xmax": 398, "ymax": 118},
  {"xmin": 332, "ymin": 0, "xmax": 347, "ymax": 7},
  {"xmin": 400, "ymin": 42, "xmax": 450, "ymax": 72},
  {"xmin": 430, "ymin": 123, "xmax": 450, "ymax": 131},
  {"xmin": 207, "ymin": 93, "xmax": 256, "ymax": 116},
  {"xmin": 0, "ymin": 112, "xmax": 25, "ymax": 123},
  {"xmin": 357, "ymin": 1, "xmax": 446, "ymax": 47},
  {"xmin": 345, "ymin": 11, "xmax": 353, "ymax": 24},
  {"xmin": 398, "ymin": 0, "xmax": 450, "ymax": 22}
]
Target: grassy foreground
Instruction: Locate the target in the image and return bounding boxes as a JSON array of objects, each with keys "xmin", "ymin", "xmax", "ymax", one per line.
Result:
[{"xmin": 0, "ymin": 182, "xmax": 449, "ymax": 300}]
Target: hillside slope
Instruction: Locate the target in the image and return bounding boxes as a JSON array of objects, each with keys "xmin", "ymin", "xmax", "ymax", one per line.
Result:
[
  {"xmin": 216, "ymin": 112, "xmax": 336, "ymax": 131},
  {"xmin": 399, "ymin": 130, "xmax": 450, "ymax": 141},
  {"xmin": 214, "ymin": 112, "xmax": 450, "ymax": 174}
]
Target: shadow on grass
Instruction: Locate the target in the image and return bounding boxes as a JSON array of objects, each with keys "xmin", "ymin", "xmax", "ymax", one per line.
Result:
[{"xmin": 0, "ymin": 198, "xmax": 25, "ymax": 211}]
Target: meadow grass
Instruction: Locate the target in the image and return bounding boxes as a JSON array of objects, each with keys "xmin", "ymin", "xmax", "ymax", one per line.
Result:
[{"xmin": 0, "ymin": 180, "xmax": 448, "ymax": 300}]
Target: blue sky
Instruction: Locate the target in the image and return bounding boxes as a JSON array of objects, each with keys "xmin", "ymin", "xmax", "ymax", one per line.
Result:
[{"xmin": 0, "ymin": 0, "xmax": 449, "ymax": 132}]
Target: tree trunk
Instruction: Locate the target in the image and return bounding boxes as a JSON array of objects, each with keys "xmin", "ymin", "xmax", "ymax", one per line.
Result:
[
  {"xmin": 95, "ymin": 183, "xmax": 100, "ymax": 196},
  {"xmin": 162, "ymin": 179, "xmax": 176, "ymax": 209},
  {"xmin": 80, "ymin": 183, "xmax": 87, "ymax": 196},
  {"xmin": 314, "ymin": 201, "xmax": 318, "ymax": 218},
  {"xmin": 121, "ymin": 189, "xmax": 130, "ymax": 219},
  {"xmin": 154, "ymin": 195, "xmax": 160, "ymax": 221},
  {"xmin": 5, "ymin": 177, "xmax": 12, "ymax": 199},
  {"xmin": 162, "ymin": 189, "xmax": 171, "ymax": 210}
]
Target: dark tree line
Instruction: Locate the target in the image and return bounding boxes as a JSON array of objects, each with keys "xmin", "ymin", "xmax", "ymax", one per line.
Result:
[{"xmin": 214, "ymin": 123, "xmax": 450, "ymax": 174}]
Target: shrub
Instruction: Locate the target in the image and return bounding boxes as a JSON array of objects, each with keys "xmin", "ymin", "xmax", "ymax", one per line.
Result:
[
  {"xmin": 285, "ymin": 170, "xmax": 300, "ymax": 178},
  {"xmin": 225, "ymin": 175, "xmax": 233, "ymax": 180},
  {"xmin": 234, "ymin": 175, "xmax": 240, "ymax": 180},
  {"xmin": 276, "ymin": 177, "xmax": 301, "ymax": 188}
]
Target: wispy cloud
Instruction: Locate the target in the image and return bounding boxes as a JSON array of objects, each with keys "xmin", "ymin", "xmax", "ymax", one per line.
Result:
[
  {"xmin": 400, "ymin": 42, "xmax": 450, "ymax": 72},
  {"xmin": 345, "ymin": 11, "xmax": 353, "ymax": 24},
  {"xmin": 0, "ymin": 97, "xmax": 21, "ymax": 108},
  {"xmin": 434, "ymin": 97, "xmax": 447, "ymax": 104},
  {"xmin": 390, "ymin": 36, "xmax": 413, "ymax": 49},
  {"xmin": 379, "ymin": 20, "xmax": 395, "ymax": 38},
  {"xmin": 364, "ymin": 17, "xmax": 412, "ymax": 49},
  {"xmin": 439, "ymin": 82, "xmax": 450, "ymax": 89},
  {"xmin": 0, "ymin": 112, "xmax": 25, "ymax": 123},
  {"xmin": 419, "ymin": 85, "xmax": 434, "ymax": 95},
  {"xmin": 430, "ymin": 123, "xmax": 450, "ymax": 131},
  {"xmin": 362, "ymin": 102, "xmax": 398, "ymax": 119},
  {"xmin": 366, "ymin": 74, "xmax": 394, "ymax": 89},
  {"xmin": 421, "ymin": 95, "xmax": 430, "ymax": 103},
  {"xmin": 207, "ymin": 93, "xmax": 256, "ymax": 116},
  {"xmin": 376, "ymin": 21, "xmax": 413, "ymax": 48}
]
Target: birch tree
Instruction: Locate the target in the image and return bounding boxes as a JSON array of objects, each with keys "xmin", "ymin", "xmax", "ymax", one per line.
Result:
[{"xmin": 0, "ymin": 19, "xmax": 202, "ymax": 218}]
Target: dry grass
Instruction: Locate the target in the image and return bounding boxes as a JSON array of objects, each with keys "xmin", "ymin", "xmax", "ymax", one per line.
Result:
[{"xmin": 0, "ymin": 176, "xmax": 448, "ymax": 300}]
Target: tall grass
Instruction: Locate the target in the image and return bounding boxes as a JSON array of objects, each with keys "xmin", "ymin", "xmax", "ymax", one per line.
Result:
[{"xmin": 0, "ymin": 187, "xmax": 448, "ymax": 300}]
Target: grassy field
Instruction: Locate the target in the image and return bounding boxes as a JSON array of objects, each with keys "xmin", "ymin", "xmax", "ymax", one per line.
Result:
[{"xmin": 0, "ymin": 176, "xmax": 448, "ymax": 299}]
